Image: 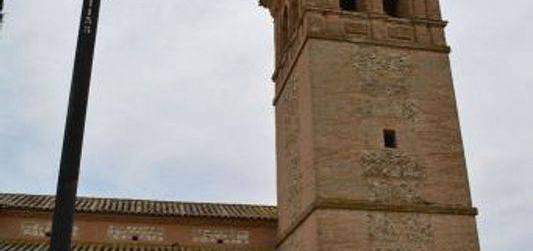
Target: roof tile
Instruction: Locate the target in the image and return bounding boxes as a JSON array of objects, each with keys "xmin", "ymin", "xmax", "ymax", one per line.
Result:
[
  {"xmin": 0, "ymin": 193, "xmax": 277, "ymax": 221},
  {"xmin": 0, "ymin": 241, "xmax": 274, "ymax": 251}
]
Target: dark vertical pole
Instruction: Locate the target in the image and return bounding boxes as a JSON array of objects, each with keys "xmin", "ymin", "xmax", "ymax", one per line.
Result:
[
  {"xmin": 50, "ymin": 0, "xmax": 101, "ymax": 250},
  {"xmin": 0, "ymin": 0, "xmax": 4, "ymax": 26}
]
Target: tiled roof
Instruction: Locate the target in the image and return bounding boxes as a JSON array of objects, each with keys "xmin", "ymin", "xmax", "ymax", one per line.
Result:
[
  {"xmin": 0, "ymin": 241, "xmax": 274, "ymax": 251},
  {"xmin": 0, "ymin": 193, "xmax": 277, "ymax": 221}
]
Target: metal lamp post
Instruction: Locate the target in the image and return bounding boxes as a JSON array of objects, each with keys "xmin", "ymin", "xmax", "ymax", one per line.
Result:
[
  {"xmin": 50, "ymin": 0, "xmax": 102, "ymax": 250},
  {"xmin": 0, "ymin": 0, "xmax": 5, "ymax": 26}
]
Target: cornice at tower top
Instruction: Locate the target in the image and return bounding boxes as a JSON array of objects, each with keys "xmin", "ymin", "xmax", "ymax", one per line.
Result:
[{"xmin": 263, "ymin": 0, "xmax": 451, "ymax": 93}]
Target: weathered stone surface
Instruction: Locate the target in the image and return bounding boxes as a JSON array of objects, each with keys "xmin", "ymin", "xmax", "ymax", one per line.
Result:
[
  {"xmin": 193, "ymin": 229, "xmax": 250, "ymax": 245},
  {"xmin": 20, "ymin": 222, "xmax": 79, "ymax": 238},
  {"xmin": 357, "ymin": 99, "xmax": 418, "ymax": 121},
  {"xmin": 284, "ymin": 73, "xmax": 302, "ymax": 224},
  {"xmin": 361, "ymin": 150, "xmax": 426, "ymax": 204},
  {"xmin": 368, "ymin": 213, "xmax": 434, "ymax": 250},
  {"xmin": 108, "ymin": 225, "xmax": 164, "ymax": 242},
  {"xmin": 351, "ymin": 47, "xmax": 414, "ymax": 85}
]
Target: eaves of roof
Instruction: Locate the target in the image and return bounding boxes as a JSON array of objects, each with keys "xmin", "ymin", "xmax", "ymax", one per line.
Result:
[
  {"xmin": 0, "ymin": 193, "xmax": 277, "ymax": 221},
  {"xmin": 0, "ymin": 240, "xmax": 275, "ymax": 251}
]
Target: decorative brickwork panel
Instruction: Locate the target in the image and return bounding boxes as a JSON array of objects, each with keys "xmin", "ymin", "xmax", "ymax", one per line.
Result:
[
  {"xmin": 361, "ymin": 150, "xmax": 424, "ymax": 179},
  {"xmin": 368, "ymin": 213, "xmax": 434, "ymax": 251},
  {"xmin": 388, "ymin": 25, "xmax": 415, "ymax": 41},
  {"xmin": 361, "ymin": 150, "xmax": 426, "ymax": 204},
  {"xmin": 344, "ymin": 21, "xmax": 369, "ymax": 35},
  {"xmin": 353, "ymin": 47, "xmax": 418, "ymax": 122},
  {"xmin": 192, "ymin": 229, "xmax": 249, "ymax": 245},
  {"xmin": 21, "ymin": 222, "xmax": 79, "ymax": 238},
  {"xmin": 358, "ymin": 99, "xmax": 418, "ymax": 121},
  {"xmin": 361, "ymin": 82, "xmax": 409, "ymax": 98},
  {"xmin": 107, "ymin": 225, "xmax": 164, "ymax": 242},
  {"xmin": 352, "ymin": 48, "xmax": 413, "ymax": 85}
]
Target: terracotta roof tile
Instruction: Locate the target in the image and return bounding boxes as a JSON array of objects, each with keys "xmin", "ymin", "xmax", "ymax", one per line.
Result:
[
  {"xmin": 0, "ymin": 193, "xmax": 277, "ymax": 221},
  {"xmin": 0, "ymin": 241, "xmax": 274, "ymax": 251}
]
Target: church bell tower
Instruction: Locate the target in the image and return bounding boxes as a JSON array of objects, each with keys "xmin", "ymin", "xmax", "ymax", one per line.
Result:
[{"xmin": 260, "ymin": 0, "xmax": 481, "ymax": 250}]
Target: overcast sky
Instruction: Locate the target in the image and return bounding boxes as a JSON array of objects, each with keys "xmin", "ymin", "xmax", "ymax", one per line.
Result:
[{"xmin": 0, "ymin": 0, "xmax": 531, "ymax": 250}]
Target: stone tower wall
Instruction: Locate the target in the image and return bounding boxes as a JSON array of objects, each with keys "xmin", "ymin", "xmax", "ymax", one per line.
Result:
[
  {"xmin": 309, "ymin": 40, "xmax": 473, "ymax": 207},
  {"xmin": 262, "ymin": 0, "xmax": 480, "ymax": 250}
]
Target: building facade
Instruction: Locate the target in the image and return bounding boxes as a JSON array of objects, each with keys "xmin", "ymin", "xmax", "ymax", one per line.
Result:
[
  {"xmin": 0, "ymin": 0, "xmax": 480, "ymax": 250},
  {"xmin": 0, "ymin": 193, "xmax": 277, "ymax": 250}
]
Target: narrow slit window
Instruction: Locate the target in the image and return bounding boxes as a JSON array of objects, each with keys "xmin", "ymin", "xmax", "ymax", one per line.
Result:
[
  {"xmin": 383, "ymin": 0, "xmax": 400, "ymax": 17},
  {"xmin": 384, "ymin": 130, "xmax": 397, "ymax": 148},
  {"xmin": 340, "ymin": 0, "xmax": 359, "ymax": 11}
]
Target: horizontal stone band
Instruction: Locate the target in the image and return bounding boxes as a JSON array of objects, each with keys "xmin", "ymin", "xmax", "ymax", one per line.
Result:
[
  {"xmin": 316, "ymin": 199, "xmax": 478, "ymax": 216},
  {"xmin": 276, "ymin": 199, "xmax": 478, "ymax": 248}
]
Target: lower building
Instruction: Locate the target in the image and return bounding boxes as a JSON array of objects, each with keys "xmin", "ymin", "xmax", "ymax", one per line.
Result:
[{"xmin": 0, "ymin": 193, "xmax": 277, "ymax": 250}]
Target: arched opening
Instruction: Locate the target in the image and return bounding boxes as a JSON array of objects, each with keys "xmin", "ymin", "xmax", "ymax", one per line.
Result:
[
  {"xmin": 383, "ymin": 0, "xmax": 401, "ymax": 17},
  {"xmin": 340, "ymin": 0, "xmax": 359, "ymax": 12}
]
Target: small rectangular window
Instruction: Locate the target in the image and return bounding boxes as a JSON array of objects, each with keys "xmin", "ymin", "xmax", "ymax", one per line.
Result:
[
  {"xmin": 340, "ymin": 0, "xmax": 358, "ymax": 11},
  {"xmin": 384, "ymin": 129, "xmax": 397, "ymax": 148}
]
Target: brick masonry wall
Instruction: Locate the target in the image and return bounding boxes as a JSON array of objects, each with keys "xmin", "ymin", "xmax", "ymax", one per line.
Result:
[
  {"xmin": 314, "ymin": 209, "xmax": 479, "ymax": 251},
  {"xmin": 273, "ymin": 34, "xmax": 479, "ymax": 250},
  {"xmin": 276, "ymin": 46, "xmax": 317, "ymax": 235},
  {"xmin": 0, "ymin": 211, "xmax": 277, "ymax": 248},
  {"xmin": 308, "ymin": 39, "xmax": 474, "ymax": 208}
]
